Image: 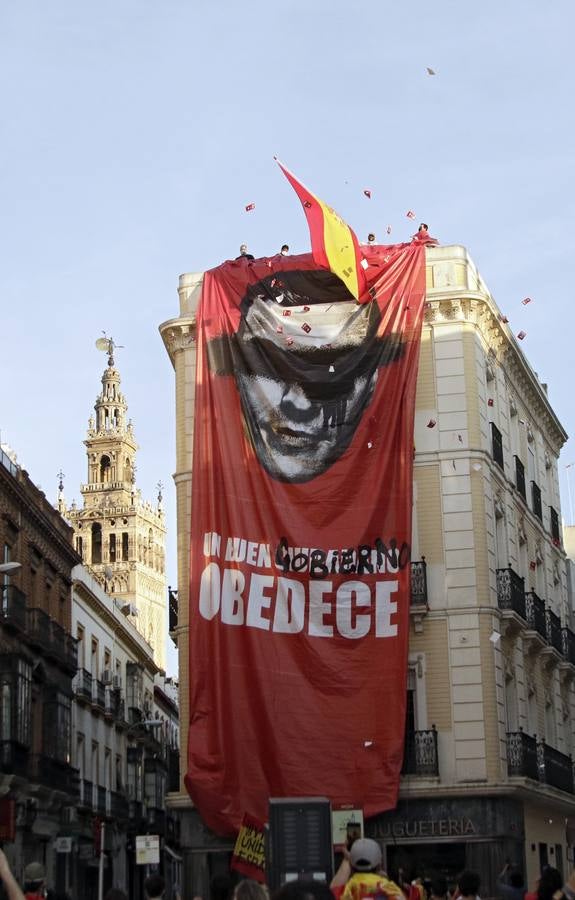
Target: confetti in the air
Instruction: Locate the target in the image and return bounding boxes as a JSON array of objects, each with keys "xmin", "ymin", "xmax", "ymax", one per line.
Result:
[
  {"xmin": 472, "ymin": 463, "xmax": 482, "ymax": 471},
  {"xmin": 245, "ymin": 203, "xmax": 255, "ymax": 212},
  {"xmin": 488, "ymin": 398, "xmax": 494, "ymax": 407},
  {"xmin": 426, "ymin": 67, "xmax": 436, "ymax": 75},
  {"xmin": 386, "ymin": 225, "xmax": 392, "ymax": 234},
  {"xmin": 282, "ymin": 310, "xmax": 292, "ymax": 317},
  {"xmin": 499, "ymin": 315, "xmax": 509, "ymax": 324},
  {"xmin": 363, "ymin": 741, "xmax": 374, "ymax": 747},
  {"xmin": 286, "ymin": 337, "xmax": 294, "ymax": 346},
  {"xmin": 363, "ymin": 189, "xmax": 372, "ymax": 199},
  {"xmin": 457, "ymin": 434, "xmax": 463, "ymax": 442},
  {"xmin": 329, "ymin": 365, "xmax": 335, "ymax": 373},
  {"xmin": 517, "ymin": 331, "xmax": 527, "ymax": 341},
  {"xmin": 303, "ymin": 200, "xmax": 312, "ymax": 208},
  {"xmin": 406, "ymin": 210, "xmax": 416, "ymax": 219},
  {"xmin": 522, "ymin": 297, "xmax": 532, "ymax": 305},
  {"xmin": 427, "ymin": 419, "xmax": 436, "ymax": 428},
  {"xmin": 361, "ymin": 259, "xmax": 369, "ymax": 270},
  {"xmin": 489, "ymin": 631, "xmax": 501, "ymax": 644},
  {"xmin": 276, "ymin": 325, "xmax": 283, "ymax": 334},
  {"xmin": 301, "ymin": 323, "xmax": 312, "ymax": 334},
  {"xmin": 302, "ymin": 306, "xmax": 310, "ymax": 312},
  {"xmin": 529, "ymin": 561, "xmax": 536, "ymax": 571},
  {"xmin": 367, "ymin": 442, "xmax": 373, "ymax": 449}
]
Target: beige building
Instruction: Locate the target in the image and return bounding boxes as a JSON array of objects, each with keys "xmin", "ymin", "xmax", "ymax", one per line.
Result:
[
  {"xmin": 64, "ymin": 342, "xmax": 168, "ymax": 670},
  {"xmin": 160, "ymin": 246, "xmax": 572, "ymax": 897}
]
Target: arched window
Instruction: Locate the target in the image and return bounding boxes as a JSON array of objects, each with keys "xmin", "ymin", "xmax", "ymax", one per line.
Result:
[
  {"xmin": 100, "ymin": 455, "xmax": 111, "ymax": 483},
  {"xmin": 91, "ymin": 523, "xmax": 102, "ymax": 564}
]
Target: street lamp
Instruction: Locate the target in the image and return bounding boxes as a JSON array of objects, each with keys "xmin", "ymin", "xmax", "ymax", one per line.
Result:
[{"xmin": 0, "ymin": 562, "xmax": 21, "ymax": 575}]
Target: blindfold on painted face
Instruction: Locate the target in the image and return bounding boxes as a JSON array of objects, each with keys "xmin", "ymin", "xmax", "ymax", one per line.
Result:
[{"xmin": 207, "ymin": 270, "xmax": 404, "ymax": 483}]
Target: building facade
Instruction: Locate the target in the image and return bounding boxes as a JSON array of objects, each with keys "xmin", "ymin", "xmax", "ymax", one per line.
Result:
[
  {"xmin": 70, "ymin": 564, "xmax": 179, "ymax": 900},
  {"xmin": 64, "ymin": 341, "xmax": 168, "ymax": 670},
  {"xmin": 160, "ymin": 247, "xmax": 572, "ymax": 898},
  {"xmin": 0, "ymin": 445, "xmax": 80, "ymax": 890}
]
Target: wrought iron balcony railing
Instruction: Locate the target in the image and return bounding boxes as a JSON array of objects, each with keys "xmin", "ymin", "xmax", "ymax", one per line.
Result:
[
  {"xmin": 0, "ymin": 585, "xmax": 27, "ymax": 631},
  {"xmin": 563, "ymin": 628, "xmax": 575, "ymax": 666},
  {"xmin": 74, "ymin": 668, "xmax": 93, "ymax": 700},
  {"xmin": 92, "ymin": 679, "xmax": 106, "ymax": 709},
  {"xmin": 525, "ymin": 591, "xmax": 546, "ymax": 640},
  {"xmin": 496, "ymin": 567, "xmax": 526, "ymax": 620},
  {"xmin": 507, "ymin": 731, "xmax": 574, "ymax": 794},
  {"xmin": 402, "ymin": 727, "xmax": 438, "ymax": 777},
  {"xmin": 546, "ymin": 609, "xmax": 563, "ymax": 655}
]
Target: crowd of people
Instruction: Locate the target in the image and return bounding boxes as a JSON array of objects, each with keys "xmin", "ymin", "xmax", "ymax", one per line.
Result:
[{"xmin": 1, "ymin": 841, "xmax": 573, "ymax": 900}]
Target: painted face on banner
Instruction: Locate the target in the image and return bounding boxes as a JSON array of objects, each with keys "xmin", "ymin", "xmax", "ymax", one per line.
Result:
[{"xmin": 207, "ymin": 270, "xmax": 402, "ymax": 483}]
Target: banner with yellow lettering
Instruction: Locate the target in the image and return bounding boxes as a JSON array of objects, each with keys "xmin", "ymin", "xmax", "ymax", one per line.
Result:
[{"xmin": 231, "ymin": 813, "xmax": 266, "ymax": 882}]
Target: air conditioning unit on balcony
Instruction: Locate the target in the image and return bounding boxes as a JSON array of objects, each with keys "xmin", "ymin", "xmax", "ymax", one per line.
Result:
[
  {"xmin": 112, "ymin": 675, "xmax": 122, "ymax": 690},
  {"xmin": 102, "ymin": 670, "xmax": 113, "ymax": 685},
  {"xmin": 63, "ymin": 807, "xmax": 78, "ymax": 825}
]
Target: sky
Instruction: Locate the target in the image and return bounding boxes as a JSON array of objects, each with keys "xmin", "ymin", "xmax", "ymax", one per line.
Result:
[{"xmin": 1, "ymin": 0, "xmax": 575, "ymax": 675}]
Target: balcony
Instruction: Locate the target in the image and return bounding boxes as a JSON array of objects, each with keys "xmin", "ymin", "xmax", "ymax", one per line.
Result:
[
  {"xmin": 496, "ymin": 567, "xmax": 526, "ymax": 621},
  {"xmin": 31, "ymin": 755, "xmax": 80, "ymax": 798},
  {"xmin": 525, "ymin": 591, "xmax": 547, "ymax": 641},
  {"xmin": 562, "ymin": 628, "xmax": 575, "ymax": 666},
  {"xmin": 96, "ymin": 785, "xmax": 107, "ymax": 816},
  {"xmin": 402, "ymin": 727, "xmax": 438, "ymax": 777},
  {"xmin": 1, "ymin": 585, "xmax": 27, "ymax": 631},
  {"xmin": 507, "ymin": 731, "xmax": 539, "ymax": 781},
  {"xmin": 550, "ymin": 507, "xmax": 560, "ymax": 545},
  {"xmin": 47, "ymin": 619, "xmax": 66, "ymax": 663},
  {"xmin": 540, "ymin": 743, "xmax": 574, "ymax": 794},
  {"xmin": 546, "ymin": 609, "xmax": 563, "ymax": 655},
  {"xmin": 26, "ymin": 607, "xmax": 51, "ymax": 647},
  {"xmin": 105, "ymin": 687, "xmax": 121, "ymax": 719},
  {"xmin": 74, "ymin": 668, "xmax": 93, "ymax": 701},
  {"xmin": 507, "ymin": 733, "xmax": 574, "ymax": 795},
  {"xmin": 111, "ymin": 790, "xmax": 130, "ymax": 820},
  {"xmin": 0, "ymin": 740, "xmax": 30, "ymax": 777},
  {"xmin": 92, "ymin": 679, "xmax": 106, "ymax": 710}
]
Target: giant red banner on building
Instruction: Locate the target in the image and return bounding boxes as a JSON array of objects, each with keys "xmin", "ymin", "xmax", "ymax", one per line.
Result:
[{"xmin": 185, "ymin": 242, "xmax": 426, "ymax": 835}]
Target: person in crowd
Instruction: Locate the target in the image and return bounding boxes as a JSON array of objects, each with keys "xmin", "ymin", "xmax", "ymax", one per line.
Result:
[
  {"xmin": 145, "ymin": 874, "xmax": 166, "ymax": 900},
  {"xmin": 280, "ymin": 245, "xmax": 290, "ymax": 255},
  {"xmin": 236, "ymin": 244, "xmax": 255, "ymax": 260},
  {"xmin": 497, "ymin": 863, "xmax": 526, "ymax": 900},
  {"xmin": 457, "ymin": 872, "xmax": 481, "ymax": 900},
  {"xmin": 233, "ymin": 880, "xmax": 269, "ymax": 900},
  {"xmin": 429, "ymin": 877, "xmax": 449, "ymax": 900},
  {"xmin": 330, "ymin": 837, "xmax": 403, "ymax": 900},
  {"xmin": 23, "ymin": 863, "xmax": 47, "ymax": 900},
  {"xmin": 527, "ymin": 868, "xmax": 563, "ymax": 900},
  {"xmin": 0, "ymin": 850, "xmax": 25, "ymax": 900}
]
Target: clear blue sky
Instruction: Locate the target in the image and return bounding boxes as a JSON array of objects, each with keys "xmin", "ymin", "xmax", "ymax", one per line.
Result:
[{"xmin": 2, "ymin": 0, "xmax": 574, "ymax": 674}]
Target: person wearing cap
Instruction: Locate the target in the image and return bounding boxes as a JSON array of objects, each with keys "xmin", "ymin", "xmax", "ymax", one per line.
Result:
[
  {"xmin": 332, "ymin": 838, "xmax": 403, "ymax": 900},
  {"xmin": 0, "ymin": 849, "xmax": 25, "ymax": 900},
  {"xmin": 23, "ymin": 862, "xmax": 46, "ymax": 900},
  {"xmin": 206, "ymin": 268, "xmax": 404, "ymax": 484}
]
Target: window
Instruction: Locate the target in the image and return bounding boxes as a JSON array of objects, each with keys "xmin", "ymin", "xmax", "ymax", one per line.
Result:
[
  {"xmin": 532, "ymin": 482, "xmax": 542, "ymax": 521},
  {"xmin": 491, "ymin": 423, "xmax": 504, "ymax": 470},
  {"xmin": 100, "ymin": 455, "xmax": 111, "ymax": 482},
  {"xmin": 126, "ymin": 663, "xmax": 143, "ymax": 709},
  {"xmin": 77, "ymin": 733, "xmax": 85, "ymax": 778},
  {"xmin": 104, "ymin": 648, "xmax": 111, "ymax": 671},
  {"xmin": 77, "ymin": 625, "xmax": 85, "ymax": 668},
  {"xmin": 515, "ymin": 457, "xmax": 526, "ymax": 501},
  {"xmin": 109, "ymin": 533, "xmax": 116, "ymax": 563},
  {"xmin": 550, "ymin": 507, "xmax": 560, "ymax": 543},
  {"xmin": 91, "ymin": 523, "xmax": 102, "ymax": 564},
  {"xmin": 122, "ymin": 532, "xmax": 129, "ymax": 561},
  {"xmin": 43, "ymin": 690, "xmax": 71, "ymax": 763},
  {"xmin": 91, "ymin": 637, "xmax": 99, "ymax": 678},
  {"xmin": 0, "ymin": 657, "xmax": 32, "ymax": 746},
  {"xmin": 76, "ymin": 536, "xmax": 83, "ymax": 558}
]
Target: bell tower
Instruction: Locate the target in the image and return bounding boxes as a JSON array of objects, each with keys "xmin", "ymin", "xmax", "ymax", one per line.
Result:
[{"xmin": 65, "ymin": 338, "xmax": 167, "ymax": 670}]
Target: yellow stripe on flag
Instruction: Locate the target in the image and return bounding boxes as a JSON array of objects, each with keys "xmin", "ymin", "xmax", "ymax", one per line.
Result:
[{"xmin": 319, "ymin": 199, "xmax": 361, "ymax": 300}]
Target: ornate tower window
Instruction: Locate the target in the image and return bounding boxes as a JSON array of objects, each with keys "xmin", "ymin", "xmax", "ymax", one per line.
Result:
[{"xmin": 91, "ymin": 523, "xmax": 102, "ymax": 564}]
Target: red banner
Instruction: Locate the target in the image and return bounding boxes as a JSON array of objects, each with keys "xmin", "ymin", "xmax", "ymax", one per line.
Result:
[
  {"xmin": 185, "ymin": 243, "xmax": 426, "ymax": 835},
  {"xmin": 231, "ymin": 813, "xmax": 266, "ymax": 882}
]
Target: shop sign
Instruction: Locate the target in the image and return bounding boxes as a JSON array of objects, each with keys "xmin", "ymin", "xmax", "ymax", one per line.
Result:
[
  {"xmin": 371, "ymin": 817, "xmax": 476, "ymax": 840},
  {"xmin": 136, "ymin": 835, "xmax": 160, "ymax": 865}
]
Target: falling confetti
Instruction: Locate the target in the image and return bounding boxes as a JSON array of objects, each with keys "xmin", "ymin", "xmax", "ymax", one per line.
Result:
[
  {"xmin": 274, "ymin": 293, "xmax": 284, "ymax": 303},
  {"xmin": 522, "ymin": 297, "xmax": 532, "ymax": 305},
  {"xmin": 245, "ymin": 203, "xmax": 255, "ymax": 212},
  {"xmin": 457, "ymin": 434, "xmax": 463, "ymax": 442},
  {"xmin": 472, "ymin": 463, "xmax": 482, "ymax": 471},
  {"xmin": 489, "ymin": 631, "xmax": 501, "ymax": 644},
  {"xmin": 361, "ymin": 259, "xmax": 369, "ymax": 270},
  {"xmin": 301, "ymin": 323, "xmax": 311, "ymax": 334},
  {"xmin": 286, "ymin": 337, "xmax": 294, "ymax": 346},
  {"xmin": 302, "ymin": 305, "xmax": 310, "ymax": 312},
  {"xmin": 488, "ymin": 398, "xmax": 494, "ymax": 407},
  {"xmin": 363, "ymin": 189, "xmax": 372, "ymax": 199},
  {"xmin": 303, "ymin": 200, "xmax": 312, "ymax": 208},
  {"xmin": 529, "ymin": 561, "xmax": 536, "ymax": 571},
  {"xmin": 517, "ymin": 330, "xmax": 527, "ymax": 340},
  {"xmin": 282, "ymin": 309, "xmax": 292, "ymax": 317},
  {"xmin": 499, "ymin": 315, "xmax": 509, "ymax": 324},
  {"xmin": 367, "ymin": 442, "xmax": 373, "ymax": 449},
  {"xmin": 427, "ymin": 419, "xmax": 436, "ymax": 428},
  {"xmin": 363, "ymin": 740, "xmax": 373, "ymax": 747},
  {"xmin": 426, "ymin": 67, "xmax": 436, "ymax": 75},
  {"xmin": 406, "ymin": 210, "xmax": 416, "ymax": 219},
  {"xmin": 329, "ymin": 365, "xmax": 335, "ymax": 373},
  {"xmin": 276, "ymin": 325, "xmax": 283, "ymax": 334},
  {"xmin": 386, "ymin": 225, "xmax": 392, "ymax": 234}
]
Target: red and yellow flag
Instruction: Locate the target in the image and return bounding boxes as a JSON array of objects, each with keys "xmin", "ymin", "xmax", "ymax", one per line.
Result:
[{"xmin": 275, "ymin": 158, "xmax": 367, "ymax": 301}]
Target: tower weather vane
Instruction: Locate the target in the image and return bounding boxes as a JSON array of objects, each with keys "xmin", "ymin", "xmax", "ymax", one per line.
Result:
[{"xmin": 95, "ymin": 332, "xmax": 125, "ymax": 366}]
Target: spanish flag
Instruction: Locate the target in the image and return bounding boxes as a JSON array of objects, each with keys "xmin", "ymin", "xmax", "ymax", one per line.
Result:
[{"xmin": 275, "ymin": 158, "xmax": 368, "ymax": 301}]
